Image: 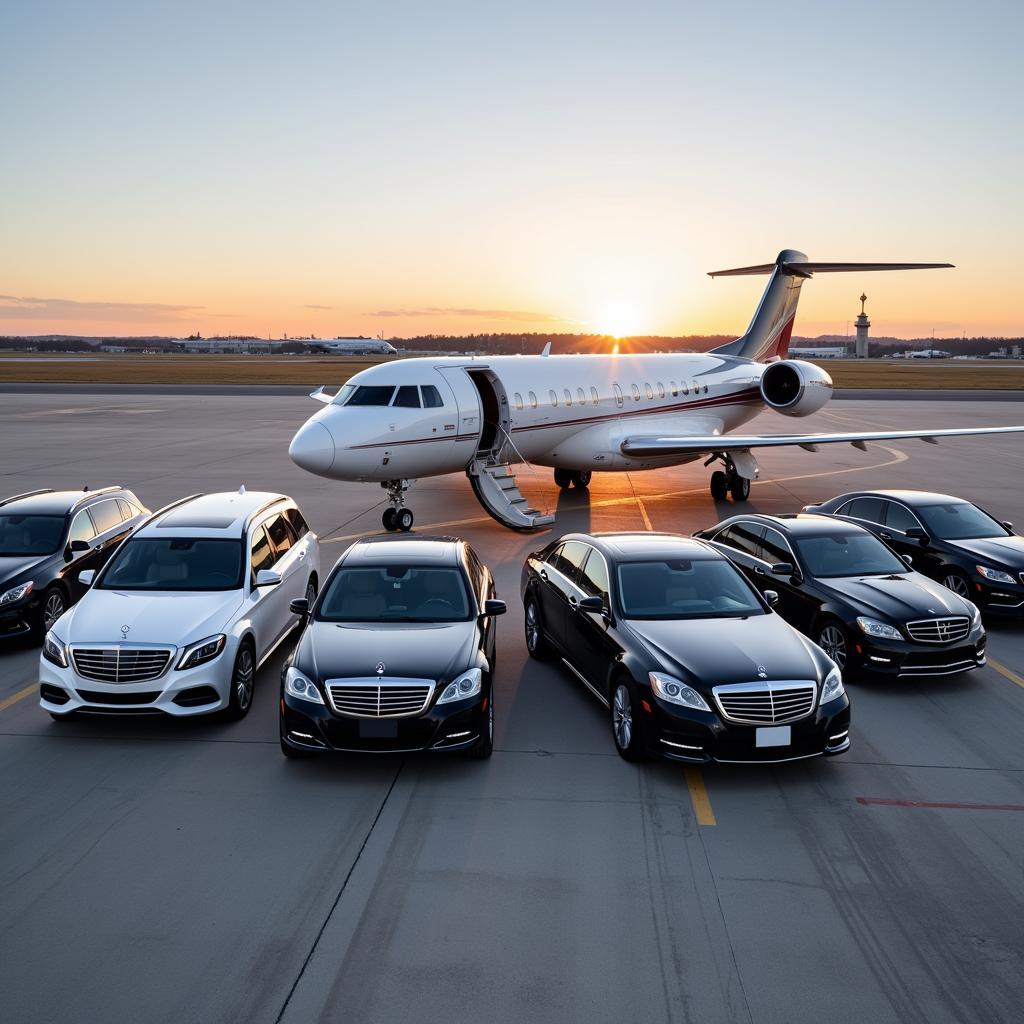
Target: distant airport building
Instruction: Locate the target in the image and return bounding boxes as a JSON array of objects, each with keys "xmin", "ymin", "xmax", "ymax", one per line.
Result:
[
  {"xmin": 854, "ymin": 293, "xmax": 870, "ymax": 358},
  {"xmin": 170, "ymin": 338, "xmax": 272, "ymax": 354},
  {"xmin": 789, "ymin": 345, "xmax": 848, "ymax": 359}
]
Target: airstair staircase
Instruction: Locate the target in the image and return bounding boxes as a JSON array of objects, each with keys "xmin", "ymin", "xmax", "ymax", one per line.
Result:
[{"xmin": 467, "ymin": 458, "xmax": 555, "ymax": 531}]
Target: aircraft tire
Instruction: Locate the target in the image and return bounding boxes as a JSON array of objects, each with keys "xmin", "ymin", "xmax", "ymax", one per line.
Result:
[
  {"xmin": 710, "ymin": 471, "xmax": 729, "ymax": 500},
  {"xmin": 573, "ymin": 470, "xmax": 592, "ymax": 489},
  {"xmin": 396, "ymin": 508, "xmax": 414, "ymax": 532},
  {"xmin": 382, "ymin": 508, "xmax": 397, "ymax": 531},
  {"xmin": 729, "ymin": 474, "xmax": 751, "ymax": 502},
  {"xmin": 554, "ymin": 469, "xmax": 573, "ymax": 489}
]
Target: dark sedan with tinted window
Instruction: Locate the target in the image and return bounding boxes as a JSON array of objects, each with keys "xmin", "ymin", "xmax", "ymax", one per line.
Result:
[
  {"xmin": 521, "ymin": 532, "xmax": 849, "ymax": 765},
  {"xmin": 696, "ymin": 513, "xmax": 986, "ymax": 679},
  {"xmin": 804, "ymin": 489, "xmax": 1024, "ymax": 616},
  {"xmin": 280, "ymin": 535, "xmax": 504, "ymax": 759}
]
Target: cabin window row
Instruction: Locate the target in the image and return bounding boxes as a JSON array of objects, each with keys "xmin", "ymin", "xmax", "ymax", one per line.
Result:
[{"xmin": 511, "ymin": 380, "xmax": 709, "ymax": 411}]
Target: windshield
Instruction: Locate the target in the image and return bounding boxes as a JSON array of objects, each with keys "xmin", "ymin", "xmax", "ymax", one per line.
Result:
[
  {"xmin": 917, "ymin": 502, "xmax": 1006, "ymax": 540},
  {"xmin": 98, "ymin": 538, "xmax": 243, "ymax": 591},
  {"xmin": 318, "ymin": 565, "xmax": 472, "ymax": 623},
  {"xmin": 616, "ymin": 558, "xmax": 764, "ymax": 619},
  {"xmin": 794, "ymin": 531, "xmax": 905, "ymax": 578},
  {"xmin": 0, "ymin": 514, "xmax": 66, "ymax": 556}
]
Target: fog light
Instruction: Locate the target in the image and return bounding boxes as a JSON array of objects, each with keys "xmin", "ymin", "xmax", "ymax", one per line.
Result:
[
  {"xmin": 290, "ymin": 730, "xmax": 314, "ymax": 740},
  {"xmin": 446, "ymin": 730, "xmax": 471, "ymax": 739},
  {"xmin": 868, "ymin": 655, "xmax": 892, "ymax": 663},
  {"xmin": 660, "ymin": 738, "xmax": 702, "ymax": 751}
]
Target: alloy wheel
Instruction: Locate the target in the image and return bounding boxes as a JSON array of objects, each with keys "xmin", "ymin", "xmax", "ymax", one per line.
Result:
[
  {"xmin": 613, "ymin": 684, "xmax": 633, "ymax": 750},
  {"xmin": 235, "ymin": 648, "xmax": 254, "ymax": 711},
  {"xmin": 43, "ymin": 591, "xmax": 65, "ymax": 631},
  {"xmin": 942, "ymin": 573, "xmax": 971, "ymax": 599},
  {"xmin": 525, "ymin": 601, "xmax": 540, "ymax": 652},
  {"xmin": 819, "ymin": 625, "xmax": 847, "ymax": 669}
]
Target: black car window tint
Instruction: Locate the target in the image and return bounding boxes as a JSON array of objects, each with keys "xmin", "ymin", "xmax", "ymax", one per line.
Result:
[
  {"xmin": 793, "ymin": 532, "xmax": 905, "ymax": 578},
  {"xmin": 883, "ymin": 502, "xmax": 921, "ymax": 533},
  {"xmin": 100, "ymin": 538, "xmax": 244, "ymax": 591},
  {"xmin": 265, "ymin": 514, "xmax": 296, "ymax": 559},
  {"xmin": 616, "ymin": 558, "xmax": 764, "ymax": 619},
  {"xmin": 285, "ymin": 506, "xmax": 309, "ymax": 538},
  {"xmin": 557, "ymin": 541, "xmax": 590, "ymax": 581},
  {"xmin": 724, "ymin": 522, "xmax": 764, "ymax": 556},
  {"xmin": 545, "ymin": 543, "xmax": 564, "ymax": 567},
  {"xmin": 760, "ymin": 527, "xmax": 795, "ymax": 565},
  {"xmin": 0, "ymin": 514, "xmax": 65, "ymax": 555},
  {"xmin": 393, "ymin": 385, "xmax": 421, "ymax": 408},
  {"xmin": 90, "ymin": 499, "xmax": 123, "ymax": 535},
  {"xmin": 421, "ymin": 385, "xmax": 445, "ymax": 408},
  {"xmin": 847, "ymin": 497, "xmax": 885, "ymax": 523},
  {"xmin": 116, "ymin": 499, "xmax": 135, "ymax": 521},
  {"xmin": 578, "ymin": 548, "xmax": 610, "ymax": 598},
  {"xmin": 250, "ymin": 525, "xmax": 275, "ymax": 576},
  {"xmin": 318, "ymin": 566, "xmax": 471, "ymax": 622},
  {"xmin": 68, "ymin": 510, "xmax": 96, "ymax": 545}
]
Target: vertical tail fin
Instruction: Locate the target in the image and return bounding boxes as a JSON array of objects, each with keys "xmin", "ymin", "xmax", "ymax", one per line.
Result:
[{"xmin": 709, "ymin": 250, "xmax": 953, "ymax": 362}]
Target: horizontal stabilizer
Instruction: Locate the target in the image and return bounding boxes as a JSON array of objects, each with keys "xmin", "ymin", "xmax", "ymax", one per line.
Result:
[
  {"xmin": 709, "ymin": 261, "xmax": 953, "ymax": 278},
  {"xmin": 621, "ymin": 424, "xmax": 1024, "ymax": 459}
]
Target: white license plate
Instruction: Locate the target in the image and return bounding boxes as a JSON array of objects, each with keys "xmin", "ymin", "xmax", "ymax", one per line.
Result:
[{"xmin": 756, "ymin": 726, "xmax": 791, "ymax": 748}]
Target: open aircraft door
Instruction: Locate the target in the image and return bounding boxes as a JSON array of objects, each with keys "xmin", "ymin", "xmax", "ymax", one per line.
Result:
[{"xmin": 435, "ymin": 365, "xmax": 487, "ymax": 468}]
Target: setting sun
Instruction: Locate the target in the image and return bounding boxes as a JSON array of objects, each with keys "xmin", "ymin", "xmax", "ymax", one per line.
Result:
[{"xmin": 590, "ymin": 298, "xmax": 650, "ymax": 338}]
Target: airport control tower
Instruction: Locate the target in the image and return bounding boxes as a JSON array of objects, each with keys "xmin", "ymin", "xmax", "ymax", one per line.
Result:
[{"xmin": 854, "ymin": 293, "xmax": 871, "ymax": 357}]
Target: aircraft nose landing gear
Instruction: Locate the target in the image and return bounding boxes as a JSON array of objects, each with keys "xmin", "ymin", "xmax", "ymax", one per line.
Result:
[
  {"xmin": 707, "ymin": 454, "xmax": 752, "ymax": 502},
  {"xmin": 381, "ymin": 479, "xmax": 416, "ymax": 532},
  {"xmin": 554, "ymin": 469, "xmax": 593, "ymax": 489}
]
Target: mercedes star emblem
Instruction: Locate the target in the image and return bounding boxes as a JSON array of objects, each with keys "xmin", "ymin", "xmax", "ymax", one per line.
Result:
[
  {"xmin": 375, "ymin": 662, "xmax": 385, "ymax": 675},
  {"xmin": 121, "ymin": 624, "xmax": 130, "ymax": 637},
  {"xmin": 756, "ymin": 665, "xmax": 768, "ymax": 678}
]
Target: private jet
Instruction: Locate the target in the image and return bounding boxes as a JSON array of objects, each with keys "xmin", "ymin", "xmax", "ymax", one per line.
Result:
[{"xmin": 289, "ymin": 250, "xmax": 1024, "ymax": 532}]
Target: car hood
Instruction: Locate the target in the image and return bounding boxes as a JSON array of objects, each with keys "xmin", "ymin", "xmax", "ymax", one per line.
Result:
[
  {"xmin": 302, "ymin": 619, "xmax": 481, "ymax": 683},
  {"xmin": 61, "ymin": 590, "xmax": 242, "ymax": 646},
  {"xmin": 951, "ymin": 535, "xmax": 1024, "ymax": 569},
  {"xmin": 0, "ymin": 555, "xmax": 48, "ymax": 586},
  {"xmin": 625, "ymin": 614, "xmax": 822, "ymax": 690},
  {"xmin": 818, "ymin": 572, "xmax": 973, "ymax": 621}
]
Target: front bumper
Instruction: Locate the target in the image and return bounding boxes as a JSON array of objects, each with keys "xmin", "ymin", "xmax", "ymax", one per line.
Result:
[
  {"xmin": 0, "ymin": 594, "xmax": 41, "ymax": 639},
  {"xmin": 853, "ymin": 630, "xmax": 986, "ymax": 678},
  {"xmin": 39, "ymin": 642, "xmax": 238, "ymax": 717},
  {"xmin": 280, "ymin": 689, "xmax": 489, "ymax": 753},
  {"xmin": 642, "ymin": 693, "xmax": 851, "ymax": 766},
  {"xmin": 972, "ymin": 576, "xmax": 1024, "ymax": 614}
]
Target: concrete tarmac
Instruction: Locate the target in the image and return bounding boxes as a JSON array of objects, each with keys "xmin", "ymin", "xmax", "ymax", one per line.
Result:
[{"xmin": 1, "ymin": 392, "xmax": 1022, "ymax": 1024}]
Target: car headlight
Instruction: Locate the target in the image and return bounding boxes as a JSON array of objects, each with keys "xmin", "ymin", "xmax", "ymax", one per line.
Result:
[
  {"xmin": 649, "ymin": 672, "xmax": 711, "ymax": 712},
  {"xmin": 176, "ymin": 634, "xmax": 227, "ymax": 670},
  {"xmin": 820, "ymin": 667, "xmax": 845, "ymax": 705},
  {"xmin": 976, "ymin": 565, "xmax": 1016, "ymax": 585},
  {"xmin": 968, "ymin": 602, "xmax": 982, "ymax": 627},
  {"xmin": 857, "ymin": 617, "xmax": 903, "ymax": 640},
  {"xmin": 284, "ymin": 666, "xmax": 324, "ymax": 704},
  {"xmin": 42, "ymin": 630, "xmax": 68, "ymax": 668},
  {"xmin": 0, "ymin": 580, "xmax": 33, "ymax": 606},
  {"xmin": 437, "ymin": 667, "xmax": 482, "ymax": 704}
]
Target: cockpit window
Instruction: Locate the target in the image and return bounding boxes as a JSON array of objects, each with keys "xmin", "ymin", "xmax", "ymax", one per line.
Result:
[
  {"xmin": 421, "ymin": 385, "xmax": 444, "ymax": 408},
  {"xmin": 342, "ymin": 386, "xmax": 396, "ymax": 406},
  {"xmin": 393, "ymin": 386, "xmax": 421, "ymax": 408}
]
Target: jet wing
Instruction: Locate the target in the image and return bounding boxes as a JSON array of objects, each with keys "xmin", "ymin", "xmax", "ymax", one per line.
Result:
[{"xmin": 620, "ymin": 424, "xmax": 1024, "ymax": 457}]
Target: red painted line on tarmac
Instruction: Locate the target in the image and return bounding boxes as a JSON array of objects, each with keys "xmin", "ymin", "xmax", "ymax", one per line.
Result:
[{"xmin": 856, "ymin": 797, "xmax": 1024, "ymax": 812}]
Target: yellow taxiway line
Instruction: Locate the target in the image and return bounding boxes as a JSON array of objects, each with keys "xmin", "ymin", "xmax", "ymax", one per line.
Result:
[
  {"xmin": 684, "ymin": 768, "xmax": 717, "ymax": 826},
  {"xmin": 988, "ymin": 657, "xmax": 1024, "ymax": 690},
  {"xmin": 0, "ymin": 684, "xmax": 37, "ymax": 714}
]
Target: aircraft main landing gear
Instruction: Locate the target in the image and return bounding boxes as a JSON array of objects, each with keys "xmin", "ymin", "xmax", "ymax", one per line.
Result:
[
  {"xmin": 707, "ymin": 455, "xmax": 751, "ymax": 502},
  {"xmin": 554, "ymin": 469, "xmax": 593, "ymax": 489},
  {"xmin": 381, "ymin": 479, "xmax": 415, "ymax": 532}
]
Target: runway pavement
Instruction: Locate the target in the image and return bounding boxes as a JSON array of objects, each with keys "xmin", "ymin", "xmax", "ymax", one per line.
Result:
[{"xmin": 1, "ymin": 391, "xmax": 1022, "ymax": 1024}]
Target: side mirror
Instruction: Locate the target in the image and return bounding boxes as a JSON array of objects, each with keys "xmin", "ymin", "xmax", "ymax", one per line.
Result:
[
  {"xmin": 770, "ymin": 562, "xmax": 794, "ymax": 576},
  {"xmin": 578, "ymin": 595, "xmax": 604, "ymax": 612},
  {"xmin": 1002, "ymin": 521, "xmax": 1013, "ymax": 532},
  {"xmin": 482, "ymin": 599, "xmax": 507, "ymax": 617},
  {"xmin": 78, "ymin": 569, "xmax": 95, "ymax": 586},
  {"xmin": 905, "ymin": 527, "xmax": 929, "ymax": 544},
  {"xmin": 901, "ymin": 554, "xmax": 913, "ymax": 566},
  {"xmin": 290, "ymin": 597, "xmax": 309, "ymax": 616},
  {"xmin": 255, "ymin": 569, "xmax": 282, "ymax": 587},
  {"xmin": 764, "ymin": 589, "xmax": 780, "ymax": 607}
]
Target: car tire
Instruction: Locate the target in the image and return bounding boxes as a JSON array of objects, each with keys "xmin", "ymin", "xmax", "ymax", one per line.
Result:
[
  {"xmin": 224, "ymin": 640, "xmax": 256, "ymax": 721},
  {"xmin": 573, "ymin": 470, "xmax": 592, "ymax": 489},
  {"xmin": 710, "ymin": 471, "xmax": 728, "ymax": 501},
  {"xmin": 554, "ymin": 468, "xmax": 572, "ymax": 489},
  {"xmin": 466, "ymin": 689, "xmax": 494, "ymax": 759},
  {"xmin": 611, "ymin": 679, "xmax": 646, "ymax": 761},
  {"xmin": 34, "ymin": 585, "xmax": 67, "ymax": 640},
  {"xmin": 729, "ymin": 474, "xmax": 751, "ymax": 502},
  {"xmin": 940, "ymin": 569, "xmax": 973, "ymax": 601},
  {"xmin": 817, "ymin": 618, "xmax": 851, "ymax": 674},
  {"xmin": 524, "ymin": 596, "xmax": 552, "ymax": 660}
]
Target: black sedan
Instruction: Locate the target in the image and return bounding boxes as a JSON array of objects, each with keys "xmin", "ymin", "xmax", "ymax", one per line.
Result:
[
  {"xmin": 520, "ymin": 532, "xmax": 850, "ymax": 765},
  {"xmin": 804, "ymin": 489, "xmax": 1024, "ymax": 616},
  {"xmin": 0, "ymin": 486, "xmax": 149, "ymax": 641},
  {"xmin": 696, "ymin": 513, "xmax": 986, "ymax": 678},
  {"xmin": 280, "ymin": 534, "xmax": 505, "ymax": 759}
]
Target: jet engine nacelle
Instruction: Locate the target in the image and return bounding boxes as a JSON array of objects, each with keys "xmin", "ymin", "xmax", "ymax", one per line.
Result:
[{"xmin": 759, "ymin": 360, "xmax": 833, "ymax": 417}]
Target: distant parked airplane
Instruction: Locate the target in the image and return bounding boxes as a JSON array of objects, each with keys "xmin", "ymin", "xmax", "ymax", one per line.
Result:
[
  {"xmin": 289, "ymin": 250, "xmax": 1024, "ymax": 532},
  {"xmin": 303, "ymin": 338, "xmax": 398, "ymax": 355}
]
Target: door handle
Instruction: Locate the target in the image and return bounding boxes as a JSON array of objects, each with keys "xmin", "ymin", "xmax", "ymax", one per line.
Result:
[
  {"xmin": 568, "ymin": 595, "xmax": 579, "ymax": 609},
  {"xmin": 539, "ymin": 569, "xmax": 549, "ymax": 581},
  {"xmin": 880, "ymin": 532, "xmax": 892, "ymax": 541},
  {"xmin": 753, "ymin": 566, "xmax": 766, "ymax": 576}
]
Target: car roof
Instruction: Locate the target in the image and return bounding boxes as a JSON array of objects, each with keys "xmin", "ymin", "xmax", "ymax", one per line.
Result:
[
  {"xmin": 567, "ymin": 532, "xmax": 721, "ymax": 559},
  {"xmin": 0, "ymin": 488, "xmax": 122, "ymax": 516},
  {"xmin": 137, "ymin": 491, "xmax": 290, "ymax": 538},
  {"xmin": 727, "ymin": 512, "xmax": 859, "ymax": 535},
  {"xmin": 342, "ymin": 535, "xmax": 464, "ymax": 566},
  {"xmin": 837, "ymin": 489, "xmax": 968, "ymax": 506}
]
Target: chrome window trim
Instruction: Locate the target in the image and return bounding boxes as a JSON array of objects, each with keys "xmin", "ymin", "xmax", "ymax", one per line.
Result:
[{"xmin": 759, "ymin": 525, "xmax": 798, "ymax": 566}]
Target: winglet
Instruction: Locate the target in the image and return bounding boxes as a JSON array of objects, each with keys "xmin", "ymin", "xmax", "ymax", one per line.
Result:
[
  {"xmin": 309, "ymin": 386, "xmax": 333, "ymax": 404},
  {"xmin": 541, "ymin": 342, "xmax": 552, "ymax": 357}
]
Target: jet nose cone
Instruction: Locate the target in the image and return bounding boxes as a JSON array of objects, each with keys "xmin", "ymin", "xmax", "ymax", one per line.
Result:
[{"xmin": 289, "ymin": 421, "xmax": 336, "ymax": 475}]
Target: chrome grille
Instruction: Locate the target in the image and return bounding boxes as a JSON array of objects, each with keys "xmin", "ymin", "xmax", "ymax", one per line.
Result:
[
  {"xmin": 326, "ymin": 678, "xmax": 434, "ymax": 718},
  {"xmin": 905, "ymin": 616, "xmax": 970, "ymax": 644},
  {"xmin": 72, "ymin": 647, "xmax": 172, "ymax": 683},
  {"xmin": 713, "ymin": 681, "xmax": 817, "ymax": 725}
]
